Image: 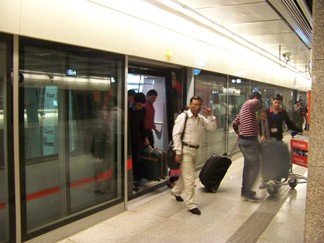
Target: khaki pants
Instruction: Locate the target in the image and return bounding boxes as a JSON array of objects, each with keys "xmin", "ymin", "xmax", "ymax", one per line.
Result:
[{"xmin": 171, "ymin": 146, "xmax": 198, "ymax": 210}]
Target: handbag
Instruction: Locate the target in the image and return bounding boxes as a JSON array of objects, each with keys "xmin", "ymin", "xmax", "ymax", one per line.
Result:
[
  {"xmin": 167, "ymin": 111, "xmax": 188, "ymax": 169},
  {"xmin": 170, "ymin": 168, "xmax": 182, "ymax": 177},
  {"xmin": 167, "ymin": 140, "xmax": 178, "ymax": 169}
]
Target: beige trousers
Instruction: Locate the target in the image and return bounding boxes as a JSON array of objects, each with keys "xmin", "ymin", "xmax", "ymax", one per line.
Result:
[{"xmin": 171, "ymin": 146, "xmax": 198, "ymax": 210}]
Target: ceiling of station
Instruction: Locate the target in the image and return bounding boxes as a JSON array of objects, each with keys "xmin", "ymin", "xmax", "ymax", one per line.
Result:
[{"xmin": 176, "ymin": 0, "xmax": 312, "ymax": 76}]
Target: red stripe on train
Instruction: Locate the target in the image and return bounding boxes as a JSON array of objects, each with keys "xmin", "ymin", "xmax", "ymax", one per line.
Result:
[
  {"xmin": 96, "ymin": 170, "xmax": 112, "ymax": 182},
  {"xmin": 70, "ymin": 176, "xmax": 96, "ymax": 188},
  {"xmin": 70, "ymin": 170, "xmax": 112, "ymax": 187},
  {"xmin": 0, "ymin": 202, "xmax": 6, "ymax": 209},
  {"xmin": 0, "ymin": 169, "xmax": 114, "ymax": 209},
  {"xmin": 26, "ymin": 186, "xmax": 60, "ymax": 201}
]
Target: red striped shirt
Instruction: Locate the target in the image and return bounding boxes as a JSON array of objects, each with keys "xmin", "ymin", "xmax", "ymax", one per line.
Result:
[{"xmin": 232, "ymin": 99, "xmax": 261, "ymax": 137}]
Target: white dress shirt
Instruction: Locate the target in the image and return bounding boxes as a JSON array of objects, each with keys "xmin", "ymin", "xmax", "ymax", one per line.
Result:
[{"xmin": 172, "ymin": 109, "xmax": 216, "ymax": 154}]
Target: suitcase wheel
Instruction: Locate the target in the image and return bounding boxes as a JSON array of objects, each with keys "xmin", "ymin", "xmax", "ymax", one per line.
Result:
[
  {"xmin": 210, "ymin": 187, "xmax": 217, "ymax": 193},
  {"xmin": 205, "ymin": 187, "xmax": 217, "ymax": 193},
  {"xmin": 288, "ymin": 178, "xmax": 297, "ymax": 188}
]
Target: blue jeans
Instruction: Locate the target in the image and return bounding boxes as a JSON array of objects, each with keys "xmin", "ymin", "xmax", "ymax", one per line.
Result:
[{"xmin": 238, "ymin": 138, "xmax": 260, "ymax": 192}]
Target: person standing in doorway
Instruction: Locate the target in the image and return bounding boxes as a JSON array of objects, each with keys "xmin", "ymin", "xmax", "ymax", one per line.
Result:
[
  {"xmin": 128, "ymin": 89, "xmax": 136, "ymax": 106},
  {"xmin": 143, "ymin": 89, "xmax": 159, "ymax": 147},
  {"xmin": 128, "ymin": 92, "xmax": 150, "ymax": 190},
  {"xmin": 232, "ymin": 91, "xmax": 263, "ymax": 200},
  {"xmin": 171, "ymin": 96, "xmax": 216, "ymax": 215}
]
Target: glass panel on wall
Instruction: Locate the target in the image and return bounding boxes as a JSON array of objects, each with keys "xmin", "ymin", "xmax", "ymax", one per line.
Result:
[
  {"xmin": 227, "ymin": 76, "xmax": 251, "ymax": 154},
  {"xmin": 19, "ymin": 37, "xmax": 125, "ymax": 238},
  {"xmin": 295, "ymin": 91, "xmax": 308, "ymax": 130},
  {"xmin": 0, "ymin": 33, "xmax": 13, "ymax": 243},
  {"xmin": 251, "ymin": 80, "xmax": 294, "ymax": 116},
  {"xmin": 170, "ymin": 70, "xmax": 185, "ymax": 119},
  {"xmin": 194, "ymin": 71, "xmax": 227, "ymax": 166},
  {"xmin": 251, "ymin": 80, "xmax": 307, "ymax": 132}
]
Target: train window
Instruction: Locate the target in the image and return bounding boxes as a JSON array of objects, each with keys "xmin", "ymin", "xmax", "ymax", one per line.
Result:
[
  {"xmin": 19, "ymin": 37, "xmax": 125, "ymax": 237},
  {"xmin": 194, "ymin": 71, "xmax": 230, "ymax": 165}
]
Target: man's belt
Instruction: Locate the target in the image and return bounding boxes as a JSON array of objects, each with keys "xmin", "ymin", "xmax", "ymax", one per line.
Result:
[
  {"xmin": 182, "ymin": 142, "xmax": 199, "ymax": 149},
  {"xmin": 239, "ymin": 135, "xmax": 257, "ymax": 140}
]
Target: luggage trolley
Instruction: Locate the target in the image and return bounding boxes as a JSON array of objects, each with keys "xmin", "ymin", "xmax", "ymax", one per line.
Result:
[
  {"xmin": 260, "ymin": 134, "xmax": 308, "ymax": 196},
  {"xmin": 287, "ymin": 134, "xmax": 308, "ymax": 188}
]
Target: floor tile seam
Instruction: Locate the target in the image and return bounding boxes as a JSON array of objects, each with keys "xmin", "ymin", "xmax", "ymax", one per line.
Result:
[
  {"xmin": 226, "ymin": 232, "xmax": 259, "ymax": 243},
  {"xmin": 226, "ymin": 184, "xmax": 291, "ymax": 242}
]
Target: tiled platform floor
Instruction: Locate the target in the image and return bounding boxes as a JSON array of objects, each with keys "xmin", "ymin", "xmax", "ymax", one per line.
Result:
[{"xmin": 57, "ymin": 144, "xmax": 307, "ymax": 243}]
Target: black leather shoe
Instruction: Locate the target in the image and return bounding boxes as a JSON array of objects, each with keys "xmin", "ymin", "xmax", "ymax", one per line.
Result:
[
  {"xmin": 189, "ymin": 208, "xmax": 201, "ymax": 215},
  {"xmin": 241, "ymin": 190, "xmax": 256, "ymax": 196},
  {"xmin": 171, "ymin": 192, "xmax": 183, "ymax": 202},
  {"xmin": 241, "ymin": 190, "xmax": 259, "ymax": 200}
]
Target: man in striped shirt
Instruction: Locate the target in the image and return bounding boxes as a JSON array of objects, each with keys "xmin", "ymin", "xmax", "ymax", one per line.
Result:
[{"xmin": 232, "ymin": 91, "xmax": 263, "ymax": 200}]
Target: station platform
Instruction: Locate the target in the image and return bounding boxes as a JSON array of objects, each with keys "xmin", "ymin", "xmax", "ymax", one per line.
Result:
[{"xmin": 57, "ymin": 139, "xmax": 307, "ymax": 243}]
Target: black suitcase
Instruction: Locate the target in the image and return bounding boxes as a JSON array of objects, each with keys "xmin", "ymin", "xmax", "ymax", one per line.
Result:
[
  {"xmin": 199, "ymin": 154, "xmax": 232, "ymax": 192},
  {"xmin": 140, "ymin": 146, "xmax": 167, "ymax": 181}
]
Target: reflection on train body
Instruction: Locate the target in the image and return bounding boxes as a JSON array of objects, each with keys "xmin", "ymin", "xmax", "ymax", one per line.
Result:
[{"xmin": 14, "ymin": 69, "xmax": 125, "ymax": 234}]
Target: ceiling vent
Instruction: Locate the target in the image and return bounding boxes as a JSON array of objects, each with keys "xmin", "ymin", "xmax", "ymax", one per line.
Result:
[{"xmin": 267, "ymin": 0, "xmax": 312, "ymax": 49}]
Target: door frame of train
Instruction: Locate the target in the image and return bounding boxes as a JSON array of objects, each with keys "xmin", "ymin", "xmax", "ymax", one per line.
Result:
[{"xmin": 127, "ymin": 60, "xmax": 186, "ymax": 198}]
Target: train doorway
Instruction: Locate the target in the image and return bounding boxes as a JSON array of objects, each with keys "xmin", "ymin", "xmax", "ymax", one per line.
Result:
[
  {"xmin": 127, "ymin": 62, "xmax": 186, "ymax": 199},
  {"xmin": 127, "ymin": 74, "xmax": 168, "ymax": 151}
]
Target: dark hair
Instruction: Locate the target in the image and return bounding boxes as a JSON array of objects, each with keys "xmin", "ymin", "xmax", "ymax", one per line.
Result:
[
  {"xmin": 273, "ymin": 94, "xmax": 283, "ymax": 101},
  {"xmin": 133, "ymin": 92, "xmax": 146, "ymax": 103},
  {"xmin": 295, "ymin": 100, "xmax": 302, "ymax": 104},
  {"xmin": 128, "ymin": 89, "xmax": 136, "ymax": 96},
  {"xmin": 190, "ymin": 95, "xmax": 203, "ymax": 103},
  {"xmin": 146, "ymin": 89, "xmax": 158, "ymax": 96},
  {"xmin": 249, "ymin": 91, "xmax": 262, "ymax": 100}
]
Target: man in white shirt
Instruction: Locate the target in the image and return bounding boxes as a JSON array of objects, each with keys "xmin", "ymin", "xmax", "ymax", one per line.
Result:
[{"xmin": 171, "ymin": 96, "xmax": 216, "ymax": 215}]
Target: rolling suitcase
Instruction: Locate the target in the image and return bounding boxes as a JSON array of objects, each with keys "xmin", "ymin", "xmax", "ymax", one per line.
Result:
[
  {"xmin": 199, "ymin": 142, "xmax": 237, "ymax": 192},
  {"xmin": 199, "ymin": 154, "xmax": 232, "ymax": 192},
  {"xmin": 140, "ymin": 146, "xmax": 167, "ymax": 181}
]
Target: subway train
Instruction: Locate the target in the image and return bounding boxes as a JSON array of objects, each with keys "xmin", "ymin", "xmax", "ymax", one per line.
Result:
[{"xmin": 0, "ymin": 0, "xmax": 311, "ymax": 242}]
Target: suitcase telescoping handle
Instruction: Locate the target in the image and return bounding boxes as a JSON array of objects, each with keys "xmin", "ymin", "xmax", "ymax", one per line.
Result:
[{"xmin": 223, "ymin": 140, "xmax": 239, "ymax": 159}]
